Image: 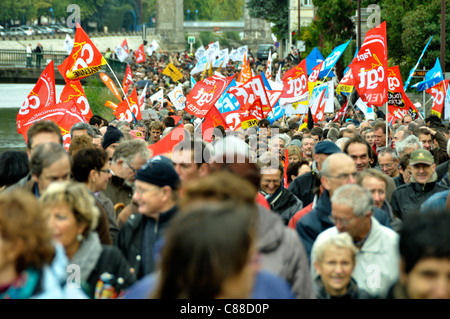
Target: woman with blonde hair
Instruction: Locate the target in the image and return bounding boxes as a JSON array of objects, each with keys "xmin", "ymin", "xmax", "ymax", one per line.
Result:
[{"xmin": 39, "ymin": 181, "xmax": 136, "ymax": 298}]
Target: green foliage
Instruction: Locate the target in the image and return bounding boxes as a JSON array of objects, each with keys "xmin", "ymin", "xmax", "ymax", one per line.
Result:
[
  {"xmin": 83, "ymin": 76, "xmax": 116, "ymax": 121},
  {"xmin": 246, "ymin": 0, "xmax": 289, "ymax": 40},
  {"xmin": 184, "ymin": 0, "xmax": 244, "ymax": 21}
]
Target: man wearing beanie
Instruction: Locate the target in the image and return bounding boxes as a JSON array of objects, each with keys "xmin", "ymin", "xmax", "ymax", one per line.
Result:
[
  {"xmin": 102, "ymin": 126, "xmax": 125, "ymax": 160},
  {"xmin": 116, "ymin": 155, "xmax": 180, "ymax": 279}
]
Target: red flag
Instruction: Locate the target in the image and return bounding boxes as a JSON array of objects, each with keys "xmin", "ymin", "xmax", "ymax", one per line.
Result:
[
  {"xmin": 237, "ymin": 52, "xmax": 252, "ymax": 84},
  {"xmin": 114, "ymin": 88, "xmax": 142, "ymax": 122},
  {"xmin": 387, "ymin": 66, "xmax": 420, "ymax": 121},
  {"xmin": 310, "ymin": 87, "xmax": 327, "ymax": 123},
  {"xmin": 123, "ymin": 63, "xmax": 133, "ymax": 95},
  {"xmin": 17, "ymin": 61, "xmax": 56, "ymax": 134},
  {"xmin": 59, "ymin": 80, "xmax": 93, "ymax": 121},
  {"xmin": 308, "ymin": 62, "xmax": 323, "ymax": 83},
  {"xmin": 221, "ymin": 110, "xmax": 243, "ymax": 131},
  {"xmin": 148, "ymin": 124, "xmax": 186, "ymax": 157},
  {"xmin": 99, "ymin": 72, "xmax": 123, "ymax": 102},
  {"xmin": 349, "ymin": 21, "xmax": 388, "ymax": 106},
  {"xmin": 185, "ymin": 74, "xmax": 236, "ymax": 118},
  {"xmin": 18, "ymin": 100, "xmax": 88, "ymax": 150},
  {"xmin": 280, "ymin": 59, "xmax": 309, "ymax": 103},
  {"xmin": 333, "ymin": 101, "xmax": 349, "ymax": 122},
  {"xmin": 427, "ymin": 79, "xmax": 449, "ymax": 118},
  {"xmin": 121, "ymin": 39, "xmax": 129, "ymax": 54},
  {"xmin": 135, "ymin": 44, "xmax": 146, "ymax": 63},
  {"xmin": 57, "ymin": 24, "xmax": 107, "ymax": 82},
  {"xmin": 202, "ymin": 106, "xmax": 229, "ymax": 142}
]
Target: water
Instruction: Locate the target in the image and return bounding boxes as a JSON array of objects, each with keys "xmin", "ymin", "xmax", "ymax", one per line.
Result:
[{"xmin": 0, "ymin": 84, "xmax": 64, "ymax": 154}]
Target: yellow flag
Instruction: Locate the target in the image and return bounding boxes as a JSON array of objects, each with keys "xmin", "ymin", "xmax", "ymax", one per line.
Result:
[{"xmin": 163, "ymin": 63, "xmax": 183, "ymax": 82}]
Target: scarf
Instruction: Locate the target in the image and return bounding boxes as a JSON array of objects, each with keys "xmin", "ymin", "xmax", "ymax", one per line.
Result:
[
  {"xmin": 0, "ymin": 268, "xmax": 40, "ymax": 299},
  {"xmin": 70, "ymin": 232, "xmax": 103, "ymax": 283}
]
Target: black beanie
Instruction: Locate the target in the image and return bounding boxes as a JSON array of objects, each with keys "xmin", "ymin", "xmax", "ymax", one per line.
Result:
[
  {"xmin": 136, "ymin": 155, "xmax": 180, "ymax": 190},
  {"xmin": 102, "ymin": 126, "xmax": 124, "ymax": 149}
]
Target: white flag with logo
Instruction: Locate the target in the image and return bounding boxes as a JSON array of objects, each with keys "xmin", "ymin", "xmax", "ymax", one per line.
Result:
[
  {"xmin": 229, "ymin": 45, "xmax": 248, "ymax": 62},
  {"xmin": 115, "ymin": 45, "xmax": 129, "ymax": 62},
  {"xmin": 195, "ymin": 45, "xmax": 206, "ymax": 60},
  {"xmin": 168, "ymin": 84, "xmax": 186, "ymax": 110},
  {"xmin": 207, "ymin": 41, "xmax": 220, "ymax": 57},
  {"xmin": 213, "ymin": 48, "xmax": 229, "ymax": 68},
  {"xmin": 64, "ymin": 34, "xmax": 74, "ymax": 55},
  {"xmin": 147, "ymin": 40, "xmax": 159, "ymax": 56},
  {"xmin": 355, "ymin": 98, "xmax": 375, "ymax": 120},
  {"xmin": 150, "ymin": 88, "xmax": 164, "ymax": 106}
]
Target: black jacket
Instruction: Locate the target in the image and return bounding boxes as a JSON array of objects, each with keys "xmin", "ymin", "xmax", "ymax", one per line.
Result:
[
  {"xmin": 263, "ymin": 187, "xmax": 303, "ymax": 225},
  {"xmin": 116, "ymin": 206, "xmax": 177, "ymax": 279},
  {"xmin": 390, "ymin": 176, "xmax": 447, "ymax": 219},
  {"xmin": 288, "ymin": 170, "xmax": 320, "ymax": 207},
  {"xmin": 314, "ymin": 276, "xmax": 372, "ymax": 299}
]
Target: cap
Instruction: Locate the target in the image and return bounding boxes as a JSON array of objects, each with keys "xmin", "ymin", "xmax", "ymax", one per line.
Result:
[
  {"xmin": 129, "ymin": 130, "xmax": 145, "ymax": 140},
  {"xmin": 409, "ymin": 149, "xmax": 434, "ymax": 166},
  {"xmin": 315, "ymin": 140, "xmax": 341, "ymax": 155},
  {"xmin": 136, "ymin": 155, "xmax": 180, "ymax": 190},
  {"xmin": 102, "ymin": 126, "xmax": 124, "ymax": 149}
]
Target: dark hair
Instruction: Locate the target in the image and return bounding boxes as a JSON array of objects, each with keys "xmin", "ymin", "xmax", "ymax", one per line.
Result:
[
  {"xmin": 286, "ymin": 159, "xmax": 310, "ymax": 184},
  {"xmin": 399, "ymin": 210, "xmax": 450, "ymax": 274},
  {"xmin": 163, "ymin": 116, "xmax": 175, "ymax": 128},
  {"xmin": 0, "ymin": 150, "xmax": 29, "ymax": 187},
  {"xmin": 26, "ymin": 120, "xmax": 63, "ymax": 149},
  {"xmin": 399, "ymin": 153, "xmax": 411, "ymax": 170},
  {"xmin": 151, "ymin": 201, "xmax": 257, "ymax": 298},
  {"xmin": 71, "ymin": 147, "xmax": 108, "ymax": 183},
  {"xmin": 343, "ymin": 135, "xmax": 371, "ymax": 157},
  {"xmin": 258, "ymin": 119, "xmax": 270, "ymax": 128},
  {"xmin": 89, "ymin": 115, "xmax": 108, "ymax": 127},
  {"xmin": 30, "ymin": 143, "xmax": 70, "ymax": 178}
]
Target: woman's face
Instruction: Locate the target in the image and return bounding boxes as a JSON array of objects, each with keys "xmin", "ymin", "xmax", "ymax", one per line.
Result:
[
  {"xmin": 45, "ymin": 202, "xmax": 85, "ymax": 258},
  {"xmin": 93, "ymin": 162, "xmax": 112, "ymax": 192}
]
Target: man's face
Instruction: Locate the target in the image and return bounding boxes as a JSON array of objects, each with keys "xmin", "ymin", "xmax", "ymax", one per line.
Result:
[
  {"xmin": 311, "ymin": 134, "xmax": 320, "ymax": 144},
  {"xmin": 402, "ymin": 116, "xmax": 413, "ymax": 125},
  {"xmin": 401, "ymin": 258, "xmax": 450, "ymax": 299},
  {"xmin": 346, "ymin": 142, "xmax": 370, "ymax": 172},
  {"xmin": 302, "ymin": 138, "xmax": 315, "ymax": 158},
  {"xmin": 314, "ymin": 245, "xmax": 355, "ymax": 297},
  {"xmin": 34, "ymin": 156, "xmax": 71, "ymax": 195},
  {"xmin": 378, "ymin": 153, "xmax": 399, "ymax": 177},
  {"xmin": 399, "ymin": 165, "xmax": 412, "ymax": 184},
  {"xmin": 419, "ymin": 134, "xmax": 432, "ymax": 151},
  {"xmin": 361, "ymin": 176, "xmax": 386, "ymax": 209},
  {"xmin": 172, "ymin": 150, "xmax": 204, "ymax": 185},
  {"xmin": 322, "ymin": 156, "xmax": 357, "ymax": 195},
  {"xmin": 365, "ymin": 131, "xmax": 375, "ymax": 145},
  {"xmin": 271, "ymin": 138, "xmax": 285, "ymax": 159},
  {"xmin": 411, "ymin": 163, "xmax": 436, "ymax": 184},
  {"xmin": 133, "ymin": 180, "xmax": 164, "ymax": 217},
  {"xmin": 314, "ymin": 153, "xmax": 329, "ymax": 171},
  {"xmin": 119, "ymin": 155, "xmax": 148, "ymax": 186},
  {"xmin": 260, "ymin": 168, "xmax": 282, "ymax": 195},
  {"xmin": 331, "ymin": 202, "xmax": 370, "ymax": 242},
  {"xmin": 393, "ymin": 130, "xmax": 406, "ymax": 147},
  {"xmin": 92, "ymin": 136, "xmax": 102, "ymax": 149},
  {"xmin": 150, "ymin": 128, "xmax": 162, "ymax": 142},
  {"xmin": 374, "ymin": 128, "xmax": 386, "ymax": 147},
  {"xmin": 29, "ymin": 132, "xmax": 61, "ymax": 156}
]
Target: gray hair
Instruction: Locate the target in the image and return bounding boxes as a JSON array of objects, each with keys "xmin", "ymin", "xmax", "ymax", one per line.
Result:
[
  {"xmin": 70, "ymin": 122, "xmax": 94, "ymax": 138},
  {"xmin": 314, "ymin": 232, "xmax": 357, "ymax": 263},
  {"xmin": 30, "ymin": 143, "xmax": 70, "ymax": 178},
  {"xmin": 111, "ymin": 139, "xmax": 150, "ymax": 164},
  {"xmin": 327, "ymin": 127, "xmax": 340, "ymax": 142},
  {"xmin": 378, "ymin": 147, "xmax": 399, "ymax": 161},
  {"xmin": 331, "ymin": 184, "xmax": 373, "ymax": 217},
  {"xmin": 395, "ymin": 134, "xmax": 422, "ymax": 155},
  {"xmin": 271, "ymin": 133, "xmax": 291, "ymax": 147}
]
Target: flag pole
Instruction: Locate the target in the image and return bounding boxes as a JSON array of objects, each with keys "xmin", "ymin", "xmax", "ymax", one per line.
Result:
[{"xmin": 106, "ymin": 61, "xmax": 137, "ymax": 124}]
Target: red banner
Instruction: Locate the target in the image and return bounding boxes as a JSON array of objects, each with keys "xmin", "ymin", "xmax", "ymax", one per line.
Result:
[
  {"xmin": 121, "ymin": 39, "xmax": 129, "ymax": 53},
  {"xmin": 427, "ymin": 79, "xmax": 449, "ymax": 118},
  {"xmin": 185, "ymin": 74, "xmax": 235, "ymax": 118},
  {"xmin": 280, "ymin": 59, "xmax": 309, "ymax": 103},
  {"xmin": 135, "ymin": 44, "xmax": 146, "ymax": 64},
  {"xmin": 59, "ymin": 80, "xmax": 93, "ymax": 121},
  {"xmin": 114, "ymin": 88, "xmax": 142, "ymax": 122},
  {"xmin": 349, "ymin": 21, "xmax": 388, "ymax": 106},
  {"xmin": 387, "ymin": 66, "xmax": 419, "ymax": 121},
  {"xmin": 123, "ymin": 63, "xmax": 133, "ymax": 95},
  {"xmin": 237, "ymin": 52, "xmax": 252, "ymax": 84},
  {"xmin": 148, "ymin": 124, "xmax": 186, "ymax": 157},
  {"xmin": 57, "ymin": 24, "xmax": 107, "ymax": 82},
  {"xmin": 18, "ymin": 100, "xmax": 88, "ymax": 150},
  {"xmin": 17, "ymin": 61, "xmax": 56, "ymax": 134},
  {"xmin": 99, "ymin": 72, "xmax": 123, "ymax": 102},
  {"xmin": 202, "ymin": 106, "xmax": 229, "ymax": 142}
]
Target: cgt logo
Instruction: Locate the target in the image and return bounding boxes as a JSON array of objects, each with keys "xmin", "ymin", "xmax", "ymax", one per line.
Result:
[
  {"xmin": 286, "ymin": 74, "xmax": 307, "ymax": 96},
  {"xmin": 358, "ymin": 55, "xmax": 385, "ymax": 90},
  {"xmin": 388, "ymin": 76, "xmax": 400, "ymax": 91},
  {"xmin": 192, "ymin": 87, "xmax": 216, "ymax": 107}
]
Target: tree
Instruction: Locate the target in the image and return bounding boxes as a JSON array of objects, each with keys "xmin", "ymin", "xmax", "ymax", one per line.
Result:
[{"xmin": 246, "ymin": 0, "xmax": 289, "ymax": 40}]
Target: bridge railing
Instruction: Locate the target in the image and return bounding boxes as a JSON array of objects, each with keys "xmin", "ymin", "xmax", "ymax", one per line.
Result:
[{"xmin": 0, "ymin": 49, "xmax": 126, "ymax": 74}]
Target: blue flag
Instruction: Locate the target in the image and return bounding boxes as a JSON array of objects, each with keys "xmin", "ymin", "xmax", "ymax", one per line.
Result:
[
  {"xmin": 215, "ymin": 78, "xmax": 240, "ymax": 113},
  {"xmin": 412, "ymin": 58, "xmax": 444, "ymax": 91},
  {"xmin": 259, "ymin": 72, "xmax": 285, "ymax": 123},
  {"xmin": 404, "ymin": 36, "xmax": 433, "ymax": 91},
  {"xmin": 305, "ymin": 47, "xmax": 325, "ymax": 75},
  {"xmin": 318, "ymin": 40, "xmax": 351, "ymax": 79}
]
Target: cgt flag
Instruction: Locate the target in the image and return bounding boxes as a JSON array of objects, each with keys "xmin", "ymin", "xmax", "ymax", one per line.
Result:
[
  {"xmin": 58, "ymin": 23, "xmax": 107, "ymax": 82},
  {"xmin": 427, "ymin": 79, "xmax": 450, "ymax": 118},
  {"xmin": 202, "ymin": 106, "xmax": 229, "ymax": 142},
  {"xmin": 123, "ymin": 63, "xmax": 133, "ymax": 95},
  {"xmin": 280, "ymin": 59, "xmax": 309, "ymax": 104},
  {"xmin": 59, "ymin": 80, "xmax": 93, "ymax": 121},
  {"xmin": 387, "ymin": 66, "xmax": 420, "ymax": 121},
  {"xmin": 135, "ymin": 44, "xmax": 146, "ymax": 63},
  {"xmin": 349, "ymin": 21, "xmax": 388, "ymax": 107},
  {"xmin": 114, "ymin": 88, "xmax": 142, "ymax": 123},
  {"xmin": 17, "ymin": 61, "xmax": 56, "ymax": 134}
]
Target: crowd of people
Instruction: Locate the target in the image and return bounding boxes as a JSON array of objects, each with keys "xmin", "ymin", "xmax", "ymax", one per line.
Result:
[{"xmin": 0, "ymin": 43, "xmax": 450, "ymax": 300}]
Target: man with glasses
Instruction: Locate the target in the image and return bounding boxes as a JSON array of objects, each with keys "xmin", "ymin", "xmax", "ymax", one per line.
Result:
[
  {"xmin": 117, "ymin": 155, "xmax": 180, "ymax": 279},
  {"xmin": 104, "ymin": 139, "xmax": 150, "ymax": 215},
  {"xmin": 310, "ymin": 184, "xmax": 400, "ymax": 298},
  {"xmin": 378, "ymin": 147, "xmax": 400, "ymax": 178}
]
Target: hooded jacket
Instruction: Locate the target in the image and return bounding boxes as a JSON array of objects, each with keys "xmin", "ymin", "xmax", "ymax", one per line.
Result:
[{"xmin": 262, "ymin": 186, "xmax": 303, "ymax": 225}]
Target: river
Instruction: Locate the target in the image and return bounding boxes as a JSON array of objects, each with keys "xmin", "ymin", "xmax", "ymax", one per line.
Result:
[{"xmin": 0, "ymin": 83, "xmax": 64, "ymax": 154}]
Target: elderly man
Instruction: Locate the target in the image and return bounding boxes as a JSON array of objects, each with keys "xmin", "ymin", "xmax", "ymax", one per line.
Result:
[
  {"xmin": 392, "ymin": 128, "xmax": 407, "ymax": 148},
  {"xmin": 390, "ymin": 149, "xmax": 447, "ymax": 220},
  {"xmin": 70, "ymin": 122, "xmax": 95, "ymax": 140},
  {"xmin": 395, "ymin": 134, "xmax": 422, "ymax": 158},
  {"xmin": 301, "ymin": 136, "xmax": 316, "ymax": 160},
  {"xmin": 311, "ymin": 184, "xmax": 400, "ymax": 298},
  {"xmin": 296, "ymin": 153, "xmax": 377, "ymax": 261},
  {"xmin": 288, "ymin": 140, "xmax": 342, "ymax": 207},
  {"xmin": 117, "ymin": 155, "xmax": 180, "ymax": 279},
  {"xmin": 377, "ymin": 147, "xmax": 400, "ymax": 178},
  {"xmin": 103, "ymin": 139, "xmax": 150, "ymax": 212}
]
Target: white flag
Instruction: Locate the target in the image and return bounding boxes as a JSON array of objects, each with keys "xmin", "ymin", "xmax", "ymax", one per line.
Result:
[
  {"xmin": 229, "ymin": 45, "xmax": 248, "ymax": 62},
  {"xmin": 207, "ymin": 41, "xmax": 220, "ymax": 57},
  {"xmin": 150, "ymin": 88, "xmax": 164, "ymax": 106},
  {"xmin": 213, "ymin": 48, "xmax": 229, "ymax": 68},
  {"xmin": 355, "ymin": 98, "xmax": 375, "ymax": 120},
  {"xmin": 275, "ymin": 64, "xmax": 282, "ymax": 84},
  {"xmin": 147, "ymin": 40, "xmax": 159, "ymax": 56},
  {"xmin": 139, "ymin": 83, "xmax": 148, "ymax": 110},
  {"xmin": 64, "ymin": 34, "xmax": 74, "ymax": 55},
  {"xmin": 167, "ymin": 84, "xmax": 186, "ymax": 110},
  {"xmin": 115, "ymin": 45, "xmax": 129, "ymax": 62},
  {"xmin": 195, "ymin": 45, "xmax": 206, "ymax": 60},
  {"xmin": 265, "ymin": 49, "xmax": 272, "ymax": 79}
]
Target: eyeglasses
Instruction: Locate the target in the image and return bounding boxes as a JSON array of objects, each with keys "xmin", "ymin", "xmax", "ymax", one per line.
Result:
[
  {"xmin": 379, "ymin": 163, "xmax": 394, "ymax": 169},
  {"xmin": 126, "ymin": 162, "xmax": 138, "ymax": 174},
  {"xmin": 97, "ymin": 169, "xmax": 111, "ymax": 174},
  {"xmin": 326, "ymin": 172, "xmax": 357, "ymax": 180},
  {"xmin": 329, "ymin": 215, "xmax": 356, "ymax": 226}
]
